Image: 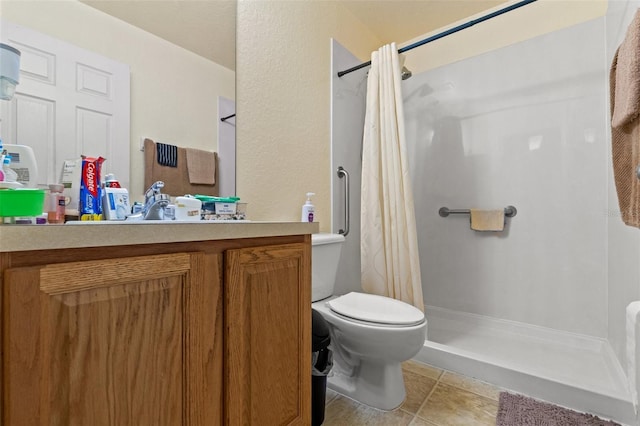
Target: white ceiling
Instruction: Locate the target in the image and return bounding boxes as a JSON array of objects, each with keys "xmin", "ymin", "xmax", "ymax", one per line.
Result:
[{"xmin": 80, "ymin": 1, "xmax": 510, "ymax": 72}]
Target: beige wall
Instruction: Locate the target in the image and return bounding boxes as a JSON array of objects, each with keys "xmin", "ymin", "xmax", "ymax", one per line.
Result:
[
  {"xmin": 3, "ymin": 0, "xmax": 235, "ymax": 199},
  {"xmin": 236, "ymin": 1, "xmax": 380, "ymax": 230},
  {"xmin": 403, "ymin": 0, "xmax": 607, "ymax": 73}
]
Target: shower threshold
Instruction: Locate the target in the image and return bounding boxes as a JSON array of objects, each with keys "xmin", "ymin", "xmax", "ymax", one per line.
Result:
[{"xmin": 414, "ymin": 306, "xmax": 634, "ymax": 425}]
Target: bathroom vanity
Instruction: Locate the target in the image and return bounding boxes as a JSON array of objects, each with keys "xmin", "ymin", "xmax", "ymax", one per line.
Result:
[{"xmin": 0, "ymin": 221, "xmax": 317, "ymax": 425}]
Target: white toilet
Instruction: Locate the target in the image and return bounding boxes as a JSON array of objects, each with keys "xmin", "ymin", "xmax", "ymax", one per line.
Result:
[{"xmin": 311, "ymin": 233, "xmax": 427, "ymax": 410}]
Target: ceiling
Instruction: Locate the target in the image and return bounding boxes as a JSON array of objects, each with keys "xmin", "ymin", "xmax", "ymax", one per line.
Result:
[
  {"xmin": 81, "ymin": 0, "xmax": 237, "ymax": 70},
  {"xmin": 80, "ymin": 1, "xmax": 510, "ymax": 72},
  {"xmin": 341, "ymin": 1, "xmax": 510, "ymax": 46}
]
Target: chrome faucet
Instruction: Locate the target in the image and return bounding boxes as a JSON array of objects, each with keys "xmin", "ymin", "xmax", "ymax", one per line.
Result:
[{"xmin": 142, "ymin": 181, "xmax": 171, "ymax": 220}]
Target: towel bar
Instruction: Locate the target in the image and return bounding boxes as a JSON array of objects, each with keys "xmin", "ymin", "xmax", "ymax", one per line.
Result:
[
  {"xmin": 337, "ymin": 166, "xmax": 350, "ymax": 237},
  {"xmin": 438, "ymin": 205, "xmax": 517, "ymax": 218}
]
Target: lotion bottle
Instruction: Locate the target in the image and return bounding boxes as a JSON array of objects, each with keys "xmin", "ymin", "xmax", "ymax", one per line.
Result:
[{"xmin": 301, "ymin": 192, "xmax": 315, "ymax": 222}]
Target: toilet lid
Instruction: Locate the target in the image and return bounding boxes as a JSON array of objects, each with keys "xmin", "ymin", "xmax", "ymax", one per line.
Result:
[{"xmin": 327, "ymin": 292, "xmax": 425, "ymax": 326}]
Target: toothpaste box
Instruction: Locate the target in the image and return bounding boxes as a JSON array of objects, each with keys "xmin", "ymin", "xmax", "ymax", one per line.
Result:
[{"xmin": 79, "ymin": 156, "xmax": 105, "ymax": 220}]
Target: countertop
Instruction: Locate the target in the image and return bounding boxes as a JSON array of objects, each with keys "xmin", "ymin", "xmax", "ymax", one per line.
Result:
[{"xmin": 0, "ymin": 221, "xmax": 319, "ymax": 252}]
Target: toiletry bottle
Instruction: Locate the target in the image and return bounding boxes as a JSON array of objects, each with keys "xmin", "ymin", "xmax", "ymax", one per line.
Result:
[
  {"xmin": 2, "ymin": 155, "xmax": 17, "ymax": 182},
  {"xmin": 47, "ymin": 183, "xmax": 65, "ymax": 224},
  {"xmin": 0, "ymin": 139, "xmax": 4, "ymax": 179},
  {"xmin": 104, "ymin": 173, "xmax": 121, "ymax": 188},
  {"xmin": 301, "ymin": 192, "xmax": 315, "ymax": 222}
]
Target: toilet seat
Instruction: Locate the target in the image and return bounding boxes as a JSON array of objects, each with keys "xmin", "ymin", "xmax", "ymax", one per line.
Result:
[{"xmin": 327, "ymin": 292, "xmax": 425, "ymax": 327}]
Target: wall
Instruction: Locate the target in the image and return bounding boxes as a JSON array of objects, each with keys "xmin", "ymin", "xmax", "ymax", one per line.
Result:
[
  {"xmin": 404, "ymin": 18, "xmax": 608, "ymax": 337},
  {"xmin": 330, "ymin": 39, "xmax": 367, "ymax": 296},
  {"xmin": 236, "ymin": 1, "xmax": 380, "ymax": 230},
  {"xmin": 2, "ymin": 0, "xmax": 235, "ymax": 199}
]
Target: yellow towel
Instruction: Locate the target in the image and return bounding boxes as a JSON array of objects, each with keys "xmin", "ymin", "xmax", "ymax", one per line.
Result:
[
  {"xmin": 185, "ymin": 147, "xmax": 216, "ymax": 185},
  {"xmin": 611, "ymin": 10, "xmax": 640, "ymax": 228},
  {"xmin": 470, "ymin": 209, "xmax": 504, "ymax": 232}
]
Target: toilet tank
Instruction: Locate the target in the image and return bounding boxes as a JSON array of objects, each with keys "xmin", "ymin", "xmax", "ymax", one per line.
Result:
[{"xmin": 311, "ymin": 233, "xmax": 345, "ymax": 302}]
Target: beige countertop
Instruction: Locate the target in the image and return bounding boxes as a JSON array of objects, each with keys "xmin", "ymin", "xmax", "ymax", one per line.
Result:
[{"xmin": 0, "ymin": 221, "xmax": 319, "ymax": 252}]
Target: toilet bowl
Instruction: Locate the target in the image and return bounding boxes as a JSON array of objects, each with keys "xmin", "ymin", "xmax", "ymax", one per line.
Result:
[{"xmin": 311, "ymin": 233, "xmax": 427, "ymax": 410}]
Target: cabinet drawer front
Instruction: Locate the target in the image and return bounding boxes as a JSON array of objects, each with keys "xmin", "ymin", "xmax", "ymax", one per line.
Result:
[{"xmin": 3, "ymin": 252, "xmax": 222, "ymax": 426}]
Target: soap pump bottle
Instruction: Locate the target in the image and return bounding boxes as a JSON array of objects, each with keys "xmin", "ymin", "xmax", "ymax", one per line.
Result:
[{"xmin": 301, "ymin": 192, "xmax": 315, "ymax": 222}]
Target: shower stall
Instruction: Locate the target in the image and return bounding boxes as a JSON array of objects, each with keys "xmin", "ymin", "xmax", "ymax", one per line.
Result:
[{"xmin": 330, "ymin": 2, "xmax": 640, "ymax": 424}]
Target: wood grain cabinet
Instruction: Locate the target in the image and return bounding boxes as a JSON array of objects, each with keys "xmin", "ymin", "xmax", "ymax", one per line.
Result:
[
  {"xmin": 225, "ymin": 243, "xmax": 311, "ymax": 426},
  {"xmin": 0, "ymin": 236, "xmax": 310, "ymax": 426}
]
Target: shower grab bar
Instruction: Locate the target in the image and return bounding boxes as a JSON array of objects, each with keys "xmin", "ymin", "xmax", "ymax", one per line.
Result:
[
  {"xmin": 337, "ymin": 166, "xmax": 350, "ymax": 237},
  {"xmin": 439, "ymin": 205, "xmax": 517, "ymax": 218}
]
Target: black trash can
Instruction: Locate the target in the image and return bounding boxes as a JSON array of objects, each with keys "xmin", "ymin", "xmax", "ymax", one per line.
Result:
[{"xmin": 312, "ymin": 309, "xmax": 332, "ymax": 426}]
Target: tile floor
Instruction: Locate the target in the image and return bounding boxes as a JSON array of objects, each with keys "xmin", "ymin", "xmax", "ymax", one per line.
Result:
[{"xmin": 323, "ymin": 360, "xmax": 502, "ymax": 426}]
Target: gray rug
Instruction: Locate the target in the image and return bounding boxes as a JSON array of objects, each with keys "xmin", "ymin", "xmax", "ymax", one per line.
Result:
[{"xmin": 496, "ymin": 392, "xmax": 620, "ymax": 426}]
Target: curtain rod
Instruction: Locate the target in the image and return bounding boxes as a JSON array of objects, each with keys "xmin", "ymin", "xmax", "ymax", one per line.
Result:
[{"xmin": 337, "ymin": 0, "xmax": 537, "ymax": 78}]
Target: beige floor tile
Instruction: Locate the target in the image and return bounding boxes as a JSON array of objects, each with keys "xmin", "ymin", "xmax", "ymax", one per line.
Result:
[
  {"xmin": 417, "ymin": 383, "xmax": 498, "ymax": 426},
  {"xmin": 325, "ymin": 388, "xmax": 339, "ymax": 405},
  {"xmin": 409, "ymin": 417, "xmax": 440, "ymax": 426},
  {"xmin": 402, "ymin": 360, "xmax": 443, "ymax": 380},
  {"xmin": 399, "ymin": 369, "xmax": 438, "ymax": 415},
  {"xmin": 439, "ymin": 371, "xmax": 501, "ymax": 400},
  {"xmin": 324, "ymin": 395, "xmax": 414, "ymax": 426}
]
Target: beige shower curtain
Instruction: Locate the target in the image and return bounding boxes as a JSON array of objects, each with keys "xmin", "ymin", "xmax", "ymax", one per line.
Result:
[{"xmin": 361, "ymin": 43, "xmax": 424, "ymax": 312}]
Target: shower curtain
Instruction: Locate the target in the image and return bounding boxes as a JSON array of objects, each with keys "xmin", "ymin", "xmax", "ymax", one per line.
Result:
[{"xmin": 361, "ymin": 43, "xmax": 424, "ymax": 312}]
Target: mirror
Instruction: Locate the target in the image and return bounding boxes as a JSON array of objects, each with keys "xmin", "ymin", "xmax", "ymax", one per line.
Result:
[{"xmin": 1, "ymin": 1, "xmax": 235, "ymax": 199}]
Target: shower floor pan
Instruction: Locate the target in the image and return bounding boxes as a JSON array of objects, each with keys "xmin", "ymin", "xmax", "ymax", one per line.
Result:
[{"xmin": 414, "ymin": 306, "xmax": 634, "ymax": 425}]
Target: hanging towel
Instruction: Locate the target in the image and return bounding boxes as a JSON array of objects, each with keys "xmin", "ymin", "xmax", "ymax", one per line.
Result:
[
  {"xmin": 156, "ymin": 142, "xmax": 178, "ymax": 167},
  {"xmin": 627, "ymin": 301, "xmax": 640, "ymax": 415},
  {"xmin": 185, "ymin": 147, "xmax": 216, "ymax": 185},
  {"xmin": 470, "ymin": 209, "xmax": 505, "ymax": 232},
  {"xmin": 144, "ymin": 138, "xmax": 219, "ymax": 197},
  {"xmin": 611, "ymin": 10, "xmax": 640, "ymax": 228}
]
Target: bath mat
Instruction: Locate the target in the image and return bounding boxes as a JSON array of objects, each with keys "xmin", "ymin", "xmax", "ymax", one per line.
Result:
[{"xmin": 496, "ymin": 392, "xmax": 620, "ymax": 426}]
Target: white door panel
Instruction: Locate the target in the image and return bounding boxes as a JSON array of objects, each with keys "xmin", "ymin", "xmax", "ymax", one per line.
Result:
[
  {"xmin": 0, "ymin": 20, "xmax": 130, "ymax": 189},
  {"xmin": 13, "ymin": 94, "xmax": 55, "ymax": 184}
]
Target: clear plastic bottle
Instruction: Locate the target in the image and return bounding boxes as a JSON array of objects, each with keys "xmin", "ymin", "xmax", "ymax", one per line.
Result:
[
  {"xmin": 0, "ymin": 138, "xmax": 4, "ymax": 181},
  {"xmin": 2, "ymin": 155, "xmax": 17, "ymax": 182},
  {"xmin": 47, "ymin": 183, "xmax": 65, "ymax": 224}
]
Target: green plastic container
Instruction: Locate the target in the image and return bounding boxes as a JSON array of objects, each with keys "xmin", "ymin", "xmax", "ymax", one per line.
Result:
[{"xmin": 0, "ymin": 188, "xmax": 46, "ymax": 217}]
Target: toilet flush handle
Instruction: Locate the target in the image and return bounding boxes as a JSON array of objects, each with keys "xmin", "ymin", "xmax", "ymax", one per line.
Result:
[{"xmin": 337, "ymin": 166, "xmax": 350, "ymax": 237}]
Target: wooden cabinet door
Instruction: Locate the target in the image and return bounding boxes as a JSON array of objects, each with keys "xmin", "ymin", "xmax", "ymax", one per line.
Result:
[
  {"xmin": 225, "ymin": 243, "xmax": 311, "ymax": 426},
  {"xmin": 2, "ymin": 252, "xmax": 223, "ymax": 426}
]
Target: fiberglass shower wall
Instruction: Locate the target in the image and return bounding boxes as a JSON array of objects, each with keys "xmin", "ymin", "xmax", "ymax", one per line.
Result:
[{"xmin": 403, "ymin": 18, "xmax": 608, "ymax": 337}]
